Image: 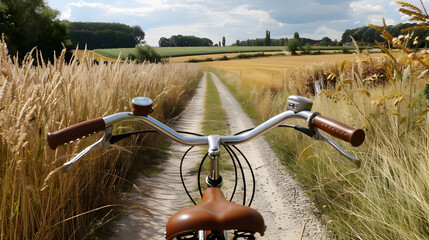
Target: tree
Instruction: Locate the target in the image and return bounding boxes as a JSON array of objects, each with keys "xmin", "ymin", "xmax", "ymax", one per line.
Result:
[
  {"xmin": 321, "ymin": 36, "xmax": 332, "ymax": 43},
  {"xmin": 284, "ymin": 38, "xmax": 289, "ymax": 46},
  {"xmin": 158, "ymin": 35, "xmax": 213, "ymax": 47},
  {"xmin": 303, "ymin": 43, "xmax": 312, "ymax": 54},
  {"xmin": 294, "ymin": 32, "xmax": 300, "ymax": 40},
  {"xmin": 159, "ymin": 37, "xmax": 172, "ymax": 47},
  {"xmin": 264, "ymin": 30, "xmax": 271, "ymax": 46},
  {"xmin": 0, "ymin": 0, "xmax": 70, "ymax": 60},
  {"xmin": 131, "ymin": 25, "xmax": 145, "ymax": 45},
  {"xmin": 287, "ymin": 38, "xmax": 300, "ymax": 55},
  {"xmin": 69, "ymin": 22, "xmax": 143, "ymax": 49},
  {"xmin": 222, "ymin": 36, "xmax": 226, "ymax": 47},
  {"xmin": 236, "ymin": 40, "xmax": 240, "ymax": 46},
  {"xmin": 340, "ymin": 23, "xmax": 429, "ymax": 47}
]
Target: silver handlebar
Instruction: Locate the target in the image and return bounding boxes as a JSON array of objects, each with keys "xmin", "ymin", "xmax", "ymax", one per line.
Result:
[
  {"xmin": 60, "ymin": 95, "xmax": 361, "ymax": 168},
  {"xmin": 102, "ymin": 110, "xmax": 314, "ymax": 146}
]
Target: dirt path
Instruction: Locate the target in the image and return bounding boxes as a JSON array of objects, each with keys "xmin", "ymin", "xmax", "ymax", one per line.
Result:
[
  {"xmin": 107, "ymin": 73, "xmax": 207, "ymax": 239},
  {"xmin": 209, "ymin": 72, "xmax": 327, "ymax": 240},
  {"xmin": 107, "ymin": 72, "xmax": 327, "ymax": 239}
]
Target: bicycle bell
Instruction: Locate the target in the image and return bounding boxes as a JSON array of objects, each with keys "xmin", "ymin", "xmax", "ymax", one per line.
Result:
[
  {"xmin": 287, "ymin": 95, "xmax": 313, "ymax": 112},
  {"xmin": 132, "ymin": 97, "xmax": 153, "ymax": 116}
]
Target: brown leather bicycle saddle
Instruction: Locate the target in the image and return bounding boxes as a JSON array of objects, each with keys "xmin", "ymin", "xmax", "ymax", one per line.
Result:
[{"xmin": 165, "ymin": 187, "xmax": 265, "ymax": 239}]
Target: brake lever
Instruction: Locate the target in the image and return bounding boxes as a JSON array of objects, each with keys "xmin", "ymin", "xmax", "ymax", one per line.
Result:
[
  {"xmin": 63, "ymin": 126, "xmax": 113, "ymax": 169},
  {"xmin": 312, "ymin": 128, "xmax": 361, "ymax": 167}
]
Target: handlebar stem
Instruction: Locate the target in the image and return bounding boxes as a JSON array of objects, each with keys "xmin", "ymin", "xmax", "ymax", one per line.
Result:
[{"xmin": 207, "ymin": 135, "xmax": 222, "ymax": 184}]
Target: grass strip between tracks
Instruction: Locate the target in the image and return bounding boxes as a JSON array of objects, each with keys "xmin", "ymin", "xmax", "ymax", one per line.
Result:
[{"xmin": 190, "ymin": 72, "xmax": 232, "ymax": 175}]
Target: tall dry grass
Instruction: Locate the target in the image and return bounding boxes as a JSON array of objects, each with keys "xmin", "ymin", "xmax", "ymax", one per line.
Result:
[
  {"xmin": 0, "ymin": 39, "xmax": 202, "ymax": 239},
  {"xmin": 211, "ymin": 37, "xmax": 428, "ymax": 240}
]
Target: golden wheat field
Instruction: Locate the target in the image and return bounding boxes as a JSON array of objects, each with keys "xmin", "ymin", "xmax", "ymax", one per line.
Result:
[
  {"xmin": 0, "ymin": 41, "xmax": 202, "ymax": 239},
  {"xmin": 74, "ymin": 49, "xmax": 120, "ymax": 62},
  {"xmin": 200, "ymin": 53, "xmax": 384, "ymax": 91}
]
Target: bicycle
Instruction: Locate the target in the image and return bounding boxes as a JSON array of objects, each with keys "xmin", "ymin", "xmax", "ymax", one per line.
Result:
[{"xmin": 47, "ymin": 95, "xmax": 365, "ymax": 240}]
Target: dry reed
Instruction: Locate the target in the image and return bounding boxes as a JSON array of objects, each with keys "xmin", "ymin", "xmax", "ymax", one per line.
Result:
[
  {"xmin": 0, "ymin": 40, "xmax": 202, "ymax": 239},
  {"xmin": 211, "ymin": 49, "xmax": 428, "ymax": 239}
]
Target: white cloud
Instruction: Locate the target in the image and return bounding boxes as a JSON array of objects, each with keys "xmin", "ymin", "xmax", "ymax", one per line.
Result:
[
  {"xmin": 65, "ymin": 1, "xmax": 110, "ymax": 9},
  {"xmin": 63, "ymin": 0, "xmax": 186, "ymax": 17},
  {"xmin": 61, "ymin": 6, "xmax": 71, "ymax": 19},
  {"xmin": 350, "ymin": 1, "xmax": 383, "ymax": 15},
  {"xmin": 229, "ymin": 5, "xmax": 283, "ymax": 27},
  {"xmin": 49, "ymin": 0, "xmax": 413, "ymax": 46},
  {"xmin": 367, "ymin": 15, "xmax": 396, "ymax": 25},
  {"xmin": 301, "ymin": 25, "xmax": 344, "ymax": 41},
  {"xmin": 146, "ymin": 23, "xmax": 221, "ymax": 46},
  {"xmin": 62, "ymin": 1, "xmax": 111, "ymax": 20}
]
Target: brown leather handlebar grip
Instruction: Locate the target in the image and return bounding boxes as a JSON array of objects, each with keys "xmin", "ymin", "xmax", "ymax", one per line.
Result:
[
  {"xmin": 46, "ymin": 118, "xmax": 106, "ymax": 150},
  {"xmin": 313, "ymin": 115, "xmax": 365, "ymax": 147}
]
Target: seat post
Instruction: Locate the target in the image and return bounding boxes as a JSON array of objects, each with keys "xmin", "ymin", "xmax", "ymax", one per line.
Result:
[
  {"xmin": 198, "ymin": 230, "xmax": 206, "ymax": 240},
  {"xmin": 207, "ymin": 135, "xmax": 222, "ymax": 187}
]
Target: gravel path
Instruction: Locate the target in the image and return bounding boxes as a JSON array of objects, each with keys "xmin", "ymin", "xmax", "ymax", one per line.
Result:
[
  {"xmin": 107, "ymin": 73, "xmax": 207, "ymax": 239},
  {"xmin": 107, "ymin": 72, "xmax": 327, "ymax": 239},
  {"xmin": 209, "ymin": 72, "xmax": 327, "ymax": 240}
]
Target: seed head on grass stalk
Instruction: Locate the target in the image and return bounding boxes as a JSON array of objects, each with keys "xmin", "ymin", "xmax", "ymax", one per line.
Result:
[{"xmin": 0, "ymin": 34, "xmax": 202, "ymax": 239}]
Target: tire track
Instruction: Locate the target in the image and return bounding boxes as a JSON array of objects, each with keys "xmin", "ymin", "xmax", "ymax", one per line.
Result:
[{"xmin": 107, "ymin": 73, "xmax": 207, "ymax": 239}]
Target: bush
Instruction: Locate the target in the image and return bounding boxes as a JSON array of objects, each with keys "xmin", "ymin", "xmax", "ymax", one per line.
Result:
[
  {"xmin": 287, "ymin": 38, "xmax": 300, "ymax": 55},
  {"xmin": 303, "ymin": 43, "xmax": 312, "ymax": 54},
  {"xmin": 342, "ymin": 47, "xmax": 350, "ymax": 54},
  {"xmin": 128, "ymin": 45, "xmax": 161, "ymax": 63}
]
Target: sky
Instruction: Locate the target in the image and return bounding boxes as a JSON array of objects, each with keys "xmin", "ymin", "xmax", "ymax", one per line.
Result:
[{"xmin": 46, "ymin": 0, "xmax": 429, "ymax": 46}]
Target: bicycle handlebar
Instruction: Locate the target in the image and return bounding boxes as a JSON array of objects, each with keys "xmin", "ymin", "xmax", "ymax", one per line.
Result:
[
  {"xmin": 312, "ymin": 115, "xmax": 365, "ymax": 147},
  {"xmin": 46, "ymin": 102, "xmax": 365, "ymax": 150},
  {"xmin": 47, "ymin": 118, "xmax": 106, "ymax": 150}
]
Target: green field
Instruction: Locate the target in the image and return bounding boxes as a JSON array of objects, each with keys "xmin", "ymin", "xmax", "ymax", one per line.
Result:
[
  {"xmin": 94, "ymin": 46, "xmax": 289, "ymax": 59},
  {"xmin": 95, "ymin": 45, "xmax": 362, "ymax": 60}
]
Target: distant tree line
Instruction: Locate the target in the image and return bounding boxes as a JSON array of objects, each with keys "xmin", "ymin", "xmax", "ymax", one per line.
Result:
[
  {"xmin": 341, "ymin": 23, "xmax": 429, "ymax": 47},
  {"xmin": 233, "ymin": 32, "xmax": 338, "ymax": 47},
  {"xmin": 158, "ymin": 35, "xmax": 213, "ymax": 47},
  {"xmin": 0, "ymin": 0, "xmax": 146, "ymax": 60},
  {"xmin": 69, "ymin": 22, "xmax": 145, "ymax": 49},
  {"xmin": 0, "ymin": 0, "xmax": 70, "ymax": 61}
]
